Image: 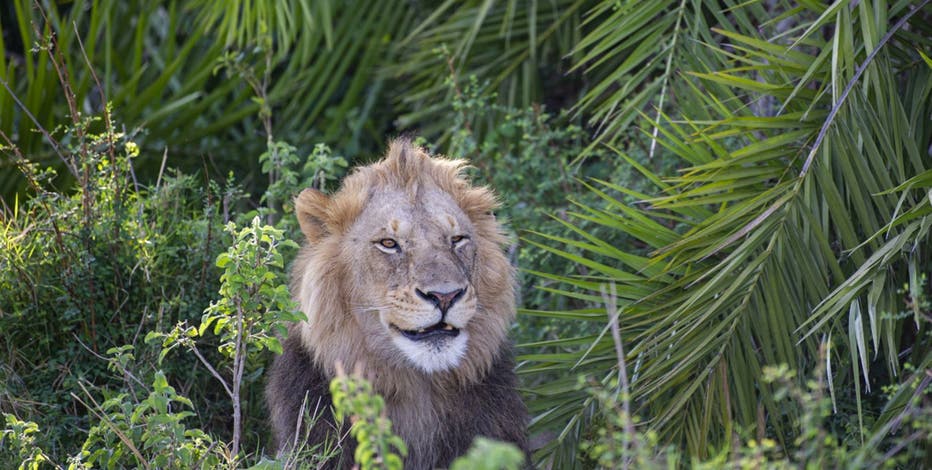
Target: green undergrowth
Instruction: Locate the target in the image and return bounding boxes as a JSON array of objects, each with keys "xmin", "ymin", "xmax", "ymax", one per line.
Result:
[
  {"xmin": 2, "ymin": 3, "xmax": 930, "ymax": 466},
  {"xmin": 2, "ymin": 77, "xmax": 928, "ymax": 470},
  {"xmin": 0, "ymin": 116, "xmax": 235, "ymax": 454},
  {"xmin": 0, "ymin": 97, "xmax": 526, "ymax": 468}
]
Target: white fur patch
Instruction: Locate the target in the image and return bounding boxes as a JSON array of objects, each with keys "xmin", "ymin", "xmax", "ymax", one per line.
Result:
[{"xmin": 391, "ymin": 332, "xmax": 469, "ymax": 373}]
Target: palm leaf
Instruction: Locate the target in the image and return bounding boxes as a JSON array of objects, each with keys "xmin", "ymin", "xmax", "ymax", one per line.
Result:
[
  {"xmin": 524, "ymin": 0, "xmax": 931, "ymax": 464},
  {"xmin": 389, "ymin": 0, "xmax": 587, "ymax": 140}
]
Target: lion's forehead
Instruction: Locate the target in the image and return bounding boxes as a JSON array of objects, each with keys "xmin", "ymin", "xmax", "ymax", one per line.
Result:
[{"xmin": 356, "ymin": 187, "xmax": 472, "ymax": 240}]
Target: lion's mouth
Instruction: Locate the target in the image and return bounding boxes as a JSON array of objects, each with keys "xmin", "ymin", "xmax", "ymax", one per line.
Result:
[{"xmin": 393, "ymin": 322, "xmax": 460, "ymax": 341}]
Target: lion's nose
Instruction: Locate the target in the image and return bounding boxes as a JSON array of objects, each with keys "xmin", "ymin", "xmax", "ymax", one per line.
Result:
[{"xmin": 416, "ymin": 287, "xmax": 466, "ymax": 315}]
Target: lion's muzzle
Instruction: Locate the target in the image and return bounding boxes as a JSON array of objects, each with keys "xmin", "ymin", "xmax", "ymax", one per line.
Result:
[{"xmin": 415, "ymin": 287, "xmax": 466, "ymax": 316}]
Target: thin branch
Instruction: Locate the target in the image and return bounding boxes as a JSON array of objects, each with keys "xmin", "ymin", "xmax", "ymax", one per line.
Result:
[
  {"xmin": 193, "ymin": 440, "xmax": 219, "ymax": 469},
  {"xmin": 32, "ymin": 4, "xmax": 82, "ymax": 177},
  {"xmin": 231, "ymin": 298, "xmax": 247, "ymax": 457},
  {"xmin": 0, "ymin": 77, "xmax": 74, "ymax": 177},
  {"xmin": 72, "ymin": 333, "xmax": 147, "ymax": 392},
  {"xmin": 72, "ymin": 21, "xmax": 115, "ymax": 164},
  {"xmin": 190, "ymin": 343, "xmax": 233, "ymax": 398},
  {"xmin": 155, "ymin": 147, "xmax": 169, "ymax": 192},
  {"xmin": 600, "ymin": 281, "xmax": 636, "ymax": 465}
]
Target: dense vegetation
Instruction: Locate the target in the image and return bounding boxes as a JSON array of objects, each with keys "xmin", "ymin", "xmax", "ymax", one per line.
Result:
[{"xmin": 1, "ymin": 1, "xmax": 930, "ymax": 468}]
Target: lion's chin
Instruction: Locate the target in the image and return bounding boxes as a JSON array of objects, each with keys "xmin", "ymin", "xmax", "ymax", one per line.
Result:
[{"xmin": 390, "ymin": 330, "xmax": 469, "ymax": 373}]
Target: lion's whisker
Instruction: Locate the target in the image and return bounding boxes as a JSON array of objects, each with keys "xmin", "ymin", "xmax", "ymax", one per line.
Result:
[{"xmin": 350, "ymin": 304, "xmax": 389, "ymax": 314}]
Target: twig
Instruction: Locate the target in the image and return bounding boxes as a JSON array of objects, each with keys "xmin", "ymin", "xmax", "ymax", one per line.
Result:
[
  {"xmin": 155, "ymin": 147, "xmax": 169, "ymax": 192},
  {"xmin": 32, "ymin": 4, "xmax": 82, "ymax": 179},
  {"xmin": 445, "ymin": 52, "xmax": 473, "ymax": 136},
  {"xmin": 189, "ymin": 343, "xmax": 233, "ymax": 398},
  {"xmin": 193, "ymin": 440, "xmax": 219, "ymax": 469},
  {"xmin": 292, "ymin": 393, "xmax": 313, "ymax": 453},
  {"xmin": 72, "ymin": 332, "xmax": 147, "ymax": 392},
  {"xmin": 72, "ymin": 21, "xmax": 115, "ymax": 162},
  {"xmin": 126, "ymin": 151, "xmax": 145, "ymax": 224},
  {"xmin": 132, "ymin": 306, "xmax": 148, "ymax": 355},
  {"xmin": 0, "ymin": 77, "xmax": 74, "ymax": 177},
  {"xmin": 600, "ymin": 281, "xmax": 636, "ymax": 468},
  {"xmin": 200, "ymin": 162, "xmax": 213, "ymax": 292}
]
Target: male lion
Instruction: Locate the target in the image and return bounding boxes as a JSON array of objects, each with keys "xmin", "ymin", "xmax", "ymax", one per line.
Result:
[{"xmin": 266, "ymin": 139, "xmax": 529, "ymax": 468}]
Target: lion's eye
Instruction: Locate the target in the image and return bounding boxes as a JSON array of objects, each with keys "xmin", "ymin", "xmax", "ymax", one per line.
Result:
[
  {"xmin": 376, "ymin": 238, "xmax": 400, "ymax": 252},
  {"xmin": 451, "ymin": 235, "xmax": 469, "ymax": 246}
]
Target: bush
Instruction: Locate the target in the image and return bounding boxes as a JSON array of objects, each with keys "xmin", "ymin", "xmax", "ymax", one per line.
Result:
[
  {"xmin": 0, "ymin": 113, "xmax": 237, "ymax": 455},
  {"xmin": 575, "ymin": 345, "xmax": 930, "ymax": 470}
]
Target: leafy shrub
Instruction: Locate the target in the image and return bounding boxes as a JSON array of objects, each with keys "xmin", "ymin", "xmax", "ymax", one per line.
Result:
[
  {"xmin": 0, "ymin": 91, "xmax": 519, "ymax": 468},
  {"xmin": 73, "ymin": 368, "xmax": 220, "ymax": 469},
  {"xmin": 257, "ymin": 140, "xmax": 347, "ymax": 236},
  {"xmin": 577, "ymin": 346, "xmax": 930, "ymax": 470},
  {"xmin": 449, "ymin": 437, "xmax": 526, "ymax": 470},
  {"xmin": 330, "ymin": 365, "xmax": 407, "ymax": 470},
  {"xmin": 147, "ymin": 216, "xmax": 304, "ymax": 458},
  {"xmin": 1, "ymin": 413, "xmax": 53, "ymax": 470},
  {"xmin": 2, "ymin": 207, "xmax": 335, "ymax": 468},
  {"xmin": 0, "ymin": 113, "xmax": 236, "ymax": 454}
]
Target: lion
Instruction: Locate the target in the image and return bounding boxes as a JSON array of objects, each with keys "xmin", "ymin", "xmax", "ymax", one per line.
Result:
[{"xmin": 265, "ymin": 139, "xmax": 529, "ymax": 468}]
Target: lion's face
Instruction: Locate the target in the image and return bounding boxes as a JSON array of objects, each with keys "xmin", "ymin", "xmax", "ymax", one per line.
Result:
[
  {"xmin": 345, "ymin": 187, "xmax": 479, "ymax": 372},
  {"xmin": 292, "ymin": 140, "xmax": 514, "ymax": 382}
]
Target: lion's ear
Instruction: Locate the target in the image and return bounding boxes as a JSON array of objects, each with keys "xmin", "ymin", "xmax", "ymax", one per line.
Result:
[{"xmin": 295, "ymin": 188, "xmax": 330, "ymax": 243}]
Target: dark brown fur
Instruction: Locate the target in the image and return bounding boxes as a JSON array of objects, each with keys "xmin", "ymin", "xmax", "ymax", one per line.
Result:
[{"xmin": 266, "ymin": 332, "xmax": 529, "ymax": 468}]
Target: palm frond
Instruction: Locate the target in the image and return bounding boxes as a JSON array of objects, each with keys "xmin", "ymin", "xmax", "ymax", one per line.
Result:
[
  {"xmin": 524, "ymin": 0, "xmax": 931, "ymax": 463},
  {"xmin": 0, "ymin": 0, "xmax": 416, "ymax": 197},
  {"xmin": 389, "ymin": 0, "xmax": 586, "ymax": 139}
]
